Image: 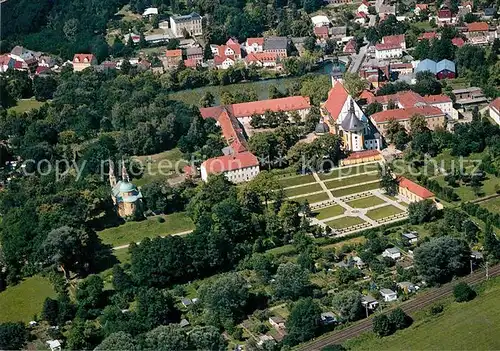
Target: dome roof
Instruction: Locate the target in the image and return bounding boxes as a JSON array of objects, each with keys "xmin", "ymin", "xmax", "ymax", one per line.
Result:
[
  {"xmin": 315, "ymin": 121, "xmax": 330, "ymax": 134},
  {"xmin": 119, "ymin": 181, "xmax": 135, "ymax": 193}
]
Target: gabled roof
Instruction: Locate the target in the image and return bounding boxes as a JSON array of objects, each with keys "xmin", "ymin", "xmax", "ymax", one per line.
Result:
[
  {"xmin": 323, "ymin": 81, "xmax": 349, "ymax": 120},
  {"xmin": 451, "ymin": 37, "xmax": 466, "ymax": 47},
  {"xmin": 166, "ymin": 49, "xmax": 182, "ymax": 57},
  {"xmin": 382, "ymin": 34, "xmax": 405, "ymax": 47},
  {"xmin": 375, "ymin": 43, "xmax": 402, "ymax": 50},
  {"xmin": 214, "ymin": 54, "xmax": 235, "ymax": 65},
  {"xmin": 246, "ymin": 37, "xmax": 264, "ymax": 46},
  {"xmin": 345, "ymin": 149, "xmax": 380, "ymax": 160},
  {"xmin": 371, "ymin": 106, "xmax": 444, "ymax": 123},
  {"xmin": 398, "ymin": 176, "xmax": 434, "ymax": 198},
  {"xmin": 416, "ymin": 59, "xmax": 437, "ymax": 74},
  {"xmin": 490, "ymin": 97, "xmax": 500, "ymax": 113},
  {"xmin": 314, "ymin": 26, "xmax": 329, "ymax": 36},
  {"xmin": 73, "ymin": 53, "xmax": 96, "ymax": 63},
  {"xmin": 201, "ymin": 152, "xmax": 259, "ymax": 174},
  {"xmin": 245, "ymin": 52, "xmax": 278, "ymax": 63},
  {"xmin": 436, "ymin": 59, "xmax": 456, "ymax": 73},
  {"xmin": 263, "ymin": 37, "xmax": 288, "ymax": 51},
  {"xmin": 467, "ymin": 22, "xmax": 489, "ymax": 32},
  {"xmin": 422, "ymin": 94, "xmax": 452, "ymax": 104},
  {"xmin": 415, "ymin": 3, "xmax": 428, "ymax": 10},
  {"xmin": 184, "ymin": 58, "xmax": 198, "ymax": 67},
  {"xmin": 418, "ymin": 31, "xmax": 438, "ymax": 40}
]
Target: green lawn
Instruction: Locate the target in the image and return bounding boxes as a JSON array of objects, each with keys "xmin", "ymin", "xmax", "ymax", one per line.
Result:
[
  {"xmin": 434, "ymin": 174, "xmax": 500, "ymax": 202},
  {"xmin": 132, "ymin": 149, "xmax": 188, "ymax": 187},
  {"xmin": 480, "ymin": 197, "xmax": 500, "ymax": 213},
  {"xmin": 324, "ymin": 173, "xmax": 379, "ymax": 190},
  {"xmin": 285, "ymin": 183, "xmax": 323, "ymax": 198},
  {"xmin": 315, "ymin": 205, "xmax": 345, "ymax": 220},
  {"xmin": 348, "ymin": 196, "xmax": 387, "ymax": 209},
  {"xmin": 346, "ymin": 278, "xmax": 500, "ymax": 350},
  {"xmin": 325, "ymin": 216, "xmax": 365, "ymax": 229},
  {"xmin": 319, "ymin": 164, "xmax": 379, "ymax": 181},
  {"xmin": 366, "ymin": 205, "xmax": 405, "ymax": 220},
  {"xmin": 292, "ymin": 192, "xmax": 330, "ymax": 204},
  {"xmin": 98, "ymin": 212, "xmax": 195, "ymax": 247},
  {"xmin": 278, "ymin": 174, "xmax": 316, "ymax": 188},
  {"xmin": 8, "ymin": 99, "xmax": 45, "ymax": 114},
  {"xmin": 113, "ymin": 248, "xmax": 131, "ymax": 264},
  {"xmin": 330, "ymin": 182, "xmax": 380, "ymax": 197},
  {"xmin": 0, "ymin": 276, "xmax": 56, "ymax": 323}
]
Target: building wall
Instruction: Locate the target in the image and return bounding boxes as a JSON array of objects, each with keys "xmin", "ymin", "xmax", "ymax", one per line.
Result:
[
  {"xmin": 264, "ymin": 48, "xmax": 287, "ymax": 57},
  {"xmin": 490, "ymin": 107, "xmax": 500, "ymax": 126},
  {"xmin": 375, "ymin": 47, "xmax": 403, "ymax": 60},
  {"xmin": 432, "ymin": 101, "xmax": 458, "ymax": 119},
  {"xmin": 246, "ymin": 43, "xmax": 263, "ymax": 53},
  {"xmin": 201, "ymin": 165, "xmax": 260, "ymax": 183},
  {"xmin": 398, "ymin": 186, "xmax": 425, "ymax": 203},
  {"xmin": 170, "ymin": 17, "xmax": 203, "ymax": 37},
  {"xmin": 237, "ymin": 107, "xmax": 310, "ymax": 125},
  {"xmin": 374, "ymin": 115, "xmax": 445, "ymax": 136}
]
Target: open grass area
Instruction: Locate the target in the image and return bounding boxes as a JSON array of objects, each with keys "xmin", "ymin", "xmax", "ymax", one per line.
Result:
[
  {"xmin": 318, "ymin": 164, "xmax": 379, "ymax": 181},
  {"xmin": 132, "ymin": 148, "xmax": 187, "ymax": 187},
  {"xmin": 346, "ymin": 278, "xmax": 500, "ymax": 350},
  {"xmin": 348, "ymin": 195, "xmax": 387, "ymax": 209},
  {"xmin": 366, "ymin": 205, "xmax": 405, "ymax": 220},
  {"xmin": 325, "ymin": 216, "xmax": 365, "ymax": 229},
  {"xmin": 0, "ymin": 276, "xmax": 56, "ymax": 323},
  {"xmin": 434, "ymin": 174, "xmax": 500, "ymax": 202},
  {"xmin": 292, "ymin": 192, "xmax": 330, "ymax": 204},
  {"xmin": 330, "ymin": 182, "xmax": 380, "ymax": 197},
  {"xmin": 480, "ymin": 197, "xmax": 500, "ymax": 213},
  {"xmin": 285, "ymin": 183, "xmax": 323, "ymax": 198},
  {"xmin": 278, "ymin": 174, "xmax": 315, "ymax": 188},
  {"xmin": 315, "ymin": 205, "xmax": 345, "ymax": 220},
  {"xmin": 113, "ymin": 248, "xmax": 131, "ymax": 264},
  {"xmin": 8, "ymin": 99, "xmax": 45, "ymax": 114},
  {"xmin": 324, "ymin": 173, "xmax": 379, "ymax": 190},
  {"xmin": 98, "ymin": 212, "xmax": 194, "ymax": 247}
]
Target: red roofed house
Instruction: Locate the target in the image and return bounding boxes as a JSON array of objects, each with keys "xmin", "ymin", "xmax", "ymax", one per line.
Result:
[
  {"xmin": 214, "ymin": 55, "xmax": 236, "ymax": 69},
  {"xmin": 184, "ymin": 58, "xmax": 198, "ymax": 68},
  {"xmin": 245, "ymin": 52, "xmax": 279, "ymax": 68},
  {"xmin": 0, "ymin": 55, "xmax": 10, "ymax": 72},
  {"xmin": 375, "ymin": 43, "xmax": 403, "ymax": 59},
  {"xmin": 314, "ymin": 26, "xmax": 330, "ymax": 39},
  {"xmin": 72, "ymin": 54, "xmax": 97, "ymax": 72},
  {"xmin": 398, "ymin": 176, "xmax": 435, "ymax": 203},
  {"xmin": 341, "ymin": 149, "xmax": 382, "ymax": 166},
  {"xmin": 451, "ymin": 37, "xmax": 465, "ymax": 47},
  {"xmin": 370, "ymin": 106, "xmax": 446, "ymax": 137},
  {"xmin": 437, "ymin": 7, "xmax": 455, "ymax": 25},
  {"xmin": 414, "ymin": 3, "xmax": 428, "ymax": 15},
  {"xmin": 489, "ymin": 97, "xmax": 500, "ymax": 126},
  {"xmin": 354, "ymin": 11, "xmax": 368, "ymax": 24},
  {"xmin": 213, "ymin": 38, "xmax": 242, "ymax": 69},
  {"xmin": 418, "ymin": 31, "xmax": 438, "ymax": 41},
  {"xmin": 466, "ymin": 22, "xmax": 491, "ymax": 45},
  {"xmin": 343, "ymin": 39, "xmax": 357, "ymax": 54},
  {"xmin": 382, "ymin": 34, "xmax": 406, "ymax": 50},
  {"xmin": 245, "ymin": 38, "xmax": 264, "ymax": 53},
  {"xmin": 165, "ymin": 49, "xmax": 183, "ymax": 69}
]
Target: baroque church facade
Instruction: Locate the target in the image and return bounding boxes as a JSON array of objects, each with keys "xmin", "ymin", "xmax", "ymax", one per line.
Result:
[{"xmin": 109, "ymin": 161, "xmax": 143, "ymax": 218}]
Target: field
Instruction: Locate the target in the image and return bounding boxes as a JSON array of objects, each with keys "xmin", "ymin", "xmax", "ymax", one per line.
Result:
[
  {"xmin": 292, "ymin": 192, "xmax": 330, "ymax": 204},
  {"xmin": 0, "ymin": 276, "xmax": 56, "ymax": 323},
  {"xmin": 366, "ymin": 205, "xmax": 405, "ymax": 220},
  {"xmin": 330, "ymin": 182, "xmax": 380, "ymax": 197},
  {"xmin": 348, "ymin": 196, "xmax": 386, "ymax": 208},
  {"xmin": 98, "ymin": 212, "xmax": 195, "ymax": 247},
  {"xmin": 346, "ymin": 278, "xmax": 500, "ymax": 350},
  {"xmin": 315, "ymin": 205, "xmax": 345, "ymax": 220},
  {"xmin": 325, "ymin": 216, "xmax": 365, "ymax": 229},
  {"xmin": 324, "ymin": 173, "xmax": 379, "ymax": 190},
  {"xmin": 480, "ymin": 197, "xmax": 500, "ymax": 213},
  {"xmin": 434, "ymin": 174, "xmax": 500, "ymax": 202},
  {"xmin": 132, "ymin": 148, "xmax": 187, "ymax": 187},
  {"xmin": 284, "ymin": 183, "xmax": 323, "ymax": 197},
  {"xmin": 278, "ymin": 174, "xmax": 315, "ymax": 187},
  {"xmin": 318, "ymin": 164, "xmax": 378, "ymax": 181},
  {"xmin": 8, "ymin": 99, "xmax": 45, "ymax": 114}
]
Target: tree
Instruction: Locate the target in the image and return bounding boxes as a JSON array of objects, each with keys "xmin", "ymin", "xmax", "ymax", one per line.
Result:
[
  {"xmin": 414, "ymin": 236, "xmax": 470, "ymax": 284},
  {"xmin": 284, "ymin": 298, "xmax": 322, "ymax": 346},
  {"xmin": 144, "ymin": 325, "xmax": 188, "ymax": 351},
  {"xmin": 200, "ymin": 91, "xmax": 215, "ymax": 107},
  {"xmin": 189, "ymin": 326, "xmax": 227, "ymax": 351},
  {"xmin": 385, "ymin": 118, "xmax": 406, "ymax": 142},
  {"xmin": 484, "ymin": 222, "xmax": 500, "ymax": 260},
  {"xmin": 373, "ymin": 314, "xmax": 394, "ymax": 337},
  {"xmin": 453, "ymin": 282, "xmax": 476, "ymax": 302},
  {"xmin": 0, "ymin": 322, "xmax": 27, "ymax": 350},
  {"xmin": 365, "ymin": 102, "xmax": 383, "ymax": 116},
  {"xmin": 96, "ymin": 332, "xmax": 138, "ymax": 350},
  {"xmin": 409, "ymin": 114, "xmax": 428, "ymax": 135},
  {"xmin": 199, "ymin": 272, "xmax": 249, "ymax": 329},
  {"xmin": 137, "ymin": 287, "xmax": 180, "ymax": 330},
  {"xmin": 274, "ymin": 262, "xmax": 310, "ymax": 300},
  {"xmin": 33, "ymin": 75, "xmax": 58, "ymax": 101},
  {"xmin": 111, "ymin": 264, "xmax": 133, "ymax": 293},
  {"xmin": 331, "ymin": 290, "xmax": 363, "ymax": 322},
  {"xmin": 42, "ymin": 298, "xmax": 59, "ymax": 326},
  {"xmin": 75, "ymin": 275, "xmax": 106, "ymax": 318},
  {"xmin": 204, "ymin": 43, "xmax": 214, "ymax": 60},
  {"xmin": 379, "ymin": 163, "xmax": 398, "ymax": 196},
  {"xmin": 408, "ymin": 199, "xmax": 437, "ymax": 224},
  {"xmin": 305, "ymin": 106, "xmax": 321, "ymax": 132},
  {"xmin": 141, "ymin": 180, "xmax": 170, "ymax": 213},
  {"xmin": 342, "ymin": 72, "xmax": 368, "ymax": 98},
  {"xmin": 388, "ymin": 308, "xmax": 411, "ymax": 330},
  {"xmin": 66, "ymin": 318, "xmax": 102, "ymax": 350},
  {"xmin": 304, "ymin": 36, "xmax": 317, "ymax": 52}
]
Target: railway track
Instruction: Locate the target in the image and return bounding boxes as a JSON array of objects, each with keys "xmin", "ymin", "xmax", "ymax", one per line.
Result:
[{"xmin": 298, "ymin": 264, "xmax": 500, "ymax": 351}]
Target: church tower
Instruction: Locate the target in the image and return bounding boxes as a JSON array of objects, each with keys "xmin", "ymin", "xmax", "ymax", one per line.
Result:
[{"xmin": 340, "ymin": 100, "xmax": 365, "ymax": 151}]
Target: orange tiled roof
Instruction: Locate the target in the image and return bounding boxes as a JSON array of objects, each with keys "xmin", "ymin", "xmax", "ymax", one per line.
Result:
[
  {"xmin": 422, "ymin": 94, "xmax": 452, "ymax": 104},
  {"xmin": 346, "ymin": 149, "xmax": 380, "ymax": 160},
  {"xmin": 324, "ymin": 81, "xmax": 349, "ymax": 120},
  {"xmin": 398, "ymin": 176, "xmax": 434, "ymax": 199},
  {"xmin": 452, "ymin": 37, "xmax": 466, "ymax": 47},
  {"xmin": 371, "ymin": 106, "xmax": 444, "ymax": 123},
  {"xmin": 201, "ymin": 152, "xmax": 259, "ymax": 174},
  {"xmin": 247, "ymin": 37, "xmax": 264, "ymax": 46},
  {"xmin": 166, "ymin": 49, "xmax": 182, "ymax": 57},
  {"xmin": 73, "ymin": 53, "xmax": 95, "ymax": 62},
  {"xmin": 245, "ymin": 52, "xmax": 278, "ymax": 63},
  {"xmin": 490, "ymin": 97, "xmax": 500, "ymax": 113},
  {"xmin": 382, "ymin": 34, "xmax": 405, "ymax": 46},
  {"xmin": 467, "ymin": 22, "xmax": 489, "ymax": 32}
]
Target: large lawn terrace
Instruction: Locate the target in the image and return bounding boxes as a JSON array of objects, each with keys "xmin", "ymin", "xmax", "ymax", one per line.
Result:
[
  {"xmin": 331, "ymin": 182, "xmax": 381, "ymax": 198},
  {"xmin": 366, "ymin": 204, "xmax": 406, "ymax": 221},
  {"xmin": 284, "ymin": 183, "xmax": 323, "ymax": 198},
  {"xmin": 318, "ymin": 162, "xmax": 380, "ymax": 181},
  {"xmin": 324, "ymin": 172, "xmax": 379, "ymax": 190}
]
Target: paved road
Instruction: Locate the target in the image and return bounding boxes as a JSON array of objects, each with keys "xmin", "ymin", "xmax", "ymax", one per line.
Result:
[
  {"xmin": 348, "ymin": 44, "xmax": 367, "ymax": 73},
  {"xmin": 297, "ymin": 264, "xmax": 500, "ymax": 351}
]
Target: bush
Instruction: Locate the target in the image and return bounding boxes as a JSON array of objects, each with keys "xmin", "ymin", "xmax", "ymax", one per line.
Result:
[
  {"xmin": 429, "ymin": 303, "xmax": 444, "ymax": 315},
  {"xmin": 453, "ymin": 282, "xmax": 476, "ymax": 302},
  {"xmin": 388, "ymin": 308, "xmax": 411, "ymax": 330},
  {"xmin": 373, "ymin": 314, "xmax": 394, "ymax": 337},
  {"xmin": 156, "ymin": 216, "xmax": 166, "ymax": 223}
]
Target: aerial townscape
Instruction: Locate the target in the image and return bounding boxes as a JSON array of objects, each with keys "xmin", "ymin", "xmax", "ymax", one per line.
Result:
[{"xmin": 1, "ymin": 0, "xmax": 500, "ymax": 350}]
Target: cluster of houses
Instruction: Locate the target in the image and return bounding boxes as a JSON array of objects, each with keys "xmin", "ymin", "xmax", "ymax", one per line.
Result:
[{"xmin": 0, "ymin": 46, "xmax": 58, "ymax": 75}]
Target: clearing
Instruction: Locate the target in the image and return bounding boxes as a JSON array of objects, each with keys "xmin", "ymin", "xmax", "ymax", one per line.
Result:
[
  {"xmin": 8, "ymin": 99, "xmax": 45, "ymax": 114},
  {"xmin": 98, "ymin": 212, "xmax": 195, "ymax": 247},
  {"xmin": 480, "ymin": 196, "xmax": 500, "ymax": 213},
  {"xmin": 324, "ymin": 173, "xmax": 379, "ymax": 190},
  {"xmin": 292, "ymin": 192, "xmax": 330, "ymax": 204},
  {"xmin": 0, "ymin": 276, "xmax": 56, "ymax": 323},
  {"xmin": 278, "ymin": 174, "xmax": 315, "ymax": 188},
  {"xmin": 132, "ymin": 148, "xmax": 188, "ymax": 187}
]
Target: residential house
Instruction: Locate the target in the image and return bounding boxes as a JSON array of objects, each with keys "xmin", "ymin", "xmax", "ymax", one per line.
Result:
[
  {"xmin": 382, "ymin": 34, "xmax": 406, "ymax": 50},
  {"xmin": 397, "ymin": 176, "xmax": 435, "ymax": 203},
  {"xmin": 489, "ymin": 97, "xmax": 500, "ymax": 126},
  {"xmin": 331, "ymin": 26, "xmax": 348, "ymax": 41},
  {"xmin": 311, "ymin": 15, "xmax": 331, "ymax": 27},
  {"xmin": 379, "ymin": 4, "xmax": 396, "ymax": 15},
  {"xmin": 184, "ymin": 58, "xmax": 198, "ymax": 68},
  {"xmin": 72, "ymin": 54, "xmax": 97, "ymax": 72},
  {"xmin": 123, "ymin": 33, "xmax": 141, "ymax": 44},
  {"xmin": 142, "ymin": 7, "xmax": 158, "ymax": 18},
  {"xmin": 397, "ymin": 281, "xmax": 418, "ymax": 293},
  {"xmin": 145, "ymin": 33, "xmax": 169, "ymax": 44},
  {"xmin": 314, "ymin": 26, "xmax": 330, "ymax": 39},
  {"xmin": 354, "ymin": 11, "xmax": 368, "ymax": 24},
  {"xmin": 371, "ymin": 106, "xmax": 447, "ymax": 136},
  {"xmin": 186, "ymin": 46, "xmax": 203, "ymax": 64},
  {"xmin": 257, "ymin": 335, "xmax": 275, "ymax": 347},
  {"xmin": 343, "ymin": 39, "xmax": 357, "ymax": 54},
  {"xmin": 437, "ymin": 7, "xmax": 455, "ymax": 25},
  {"xmin": 213, "ymin": 38, "xmax": 241, "ymax": 69},
  {"xmin": 418, "ymin": 31, "xmax": 438, "ymax": 41},
  {"xmin": 269, "ymin": 316, "xmax": 286, "ymax": 331},
  {"xmin": 245, "ymin": 38, "xmax": 264, "ymax": 53},
  {"xmin": 452, "ymin": 37, "xmax": 466, "ymax": 47},
  {"xmin": 414, "ymin": 3, "xmax": 428, "ymax": 15},
  {"xmin": 402, "ymin": 232, "xmax": 418, "ymax": 244},
  {"xmin": 382, "ymin": 247, "xmax": 402, "ymax": 260},
  {"xmin": 361, "ymin": 295, "xmax": 379, "ymax": 310},
  {"xmin": 357, "ymin": 0, "xmax": 370, "ymax": 14},
  {"xmin": 245, "ymin": 52, "xmax": 279, "ymax": 68},
  {"xmin": 320, "ymin": 312, "xmax": 337, "ymax": 325},
  {"xmin": 380, "ymin": 288, "xmax": 398, "ymax": 302},
  {"xmin": 452, "ymin": 86, "xmax": 483, "ymax": 101},
  {"xmin": 389, "ymin": 63, "xmax": 413, "ymax": 76},
  {"xmin": 375, "ymin": 43, "xmax": 403, "ymax": 59},
  {"xmin": 200, "ymin": 151, "xmax": 260, "ymax": 183},
  {"xmin": 170, "ymin": 12, "xmax": 203, "ymax": 37},
  {"xmin": 214, "ymin": 55, "xmax": 236, "ymax": 69},
  {"xmin": 164, "ymin": 49, "xmax": 183, "ymax": 69},
  {"xmin": 46, "ymin": 340, "xmax": 62, "ymax": 351},
  {"xmin": 466, "ymin": 22, "xmax": 491, "ymax": 45},
  {"xmin": 9, "ymin": 46, "xmax": 39, "ymax": 72},
  {"xmin": 263, "ymin": 37, "xmax": 288, "ymax": 57}
]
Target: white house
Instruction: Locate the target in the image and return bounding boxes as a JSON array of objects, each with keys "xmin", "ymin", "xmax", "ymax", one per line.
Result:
[
  {"xmin": 489, "ymin": 98, "xmax": 500, "ymax": 126},
  {"xmin": 214, "ymin": 56, "xmax": 235, "ymax": 69},
  {"xmin": 402, "ymin": 232, "xmax": 418, "ymax": 244},
  {"xmin": 311, "ymin": 15, "xmax": 330, "ymax": 27},
  {"xmin": 375, "ymin": 43, "xmax": 403, "ymax": 59},
  {"xmin": 142, "ymin": 7, "xmax": 158, "ymax": 17},
  {"xmin": 361, "ymin": 295, "xmax": 379, "ymax": 310},
  {"xmin": 380, "ymin": 289, "xmax": 398, "ymax": 302},
  {"xmin": 382, "ymin": 247, "xmax": 401, "ymax": 260},
  {"xmin": 245, "ymin": 38, "xmax": 264, "ymax": 53},
  {"xmin": 46, "ymin": 340, "xmax": 62, "ymax": 351},
  {"xmin": 200, "ymin": 152, "xmax": 260, "ymax": 183},
  {"xmin": 357, "ymin": 0, "xmax": 370, "ymax": 14}
]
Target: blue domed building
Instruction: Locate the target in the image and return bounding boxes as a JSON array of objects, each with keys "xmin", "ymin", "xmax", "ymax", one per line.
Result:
[{"xmin": 109, "ymin": 161, "xmax": 143, "ymax": 218}]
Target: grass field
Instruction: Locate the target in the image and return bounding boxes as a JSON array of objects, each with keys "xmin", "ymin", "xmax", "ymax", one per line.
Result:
[
  {"xmin": 98, "ymin": 212, "xmax": 194, "ymax": 247},
  {"xmin": 346, "ymin": 278, "xmax": 500, "ymax": 350},
  {"xmin": 330, "ymin": 182, "xmax": 380, "ymax": 197},
  {"xmin": 348, "ymin": 196, "xmax": 387, "ymax": 209},
  {"xmin": 0, "ymin": 276, "xmax": 56, "ymax": 323},
  {"xmin": 285, "ymin": 183, "xmax": 323, "ymax": 197},
  {"xmin": 480, "ymin": 197, "xmax": 500, "ymax": 213},
  {"xmin": 315, "ymin": 205, "xmax": 345, "ymax": 220},
  {"xmin": 318, "ymin": 164, "xmax": 378, "ymax": 181},
  {"xmin": 434, "ymin": 174, "xmax": 500, "ymax": 202},
  {"xmin": 8, "ymin": 99, "xmax": 45, "ymax": 114},
  {"xmin": 278, "ymin": 174, "xmax": 315, "ymax": 188},
  {"xmin": 292, "ymin": 192, "xmax": 330, "ymax": 204},
  {"xmin": 132, "ymin": 148, "xmax": 187, "ymax": 187},
  {"xmin": 325, "ymin": 216, "xmax": 365, "ymax": 229},
  {"xmin": 113, "ymin": 248, "xmax": 132, "ymax": 264},
  {"xmin": 324, "ymin": 173, "xmax": 379, "ymax": 190},
  {"xmin": 366, "ymin": 205, "xmax": 405, "ymax": 220}
]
